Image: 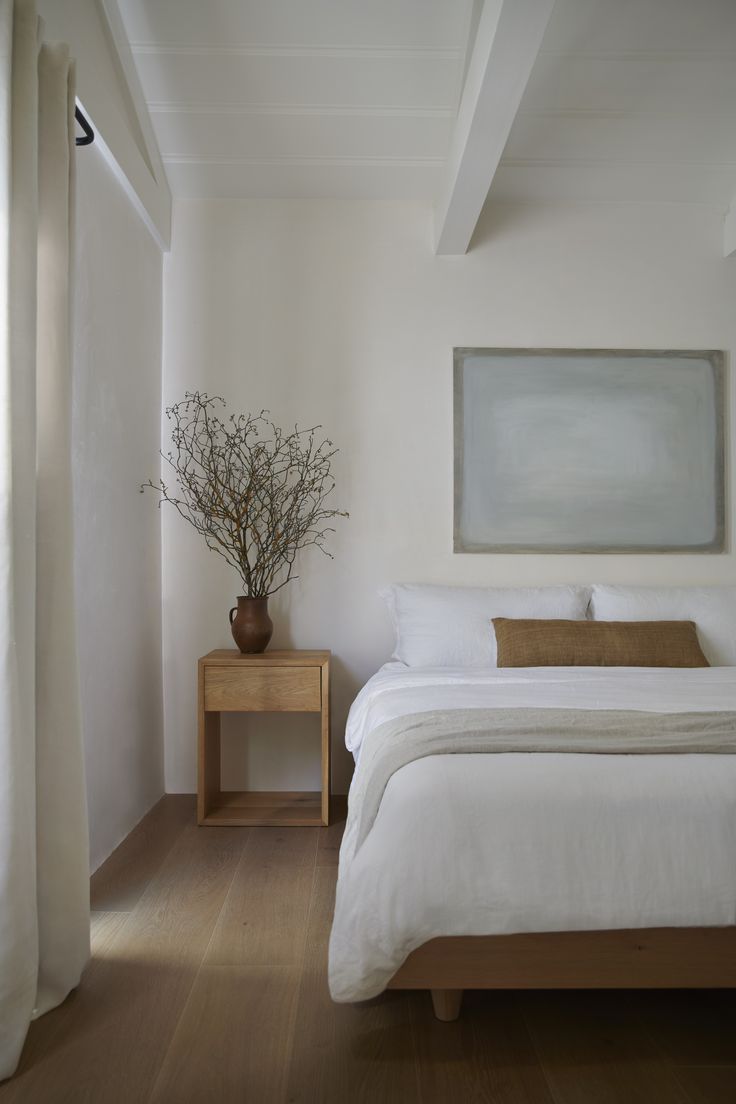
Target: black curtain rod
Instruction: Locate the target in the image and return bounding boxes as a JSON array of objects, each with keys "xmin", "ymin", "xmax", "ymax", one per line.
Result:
[{"xmin": 75, "ymin": 105, "xmax": 94, "ymax": 146}]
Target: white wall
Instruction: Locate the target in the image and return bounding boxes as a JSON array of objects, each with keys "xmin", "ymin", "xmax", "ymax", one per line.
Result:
[
  {"xmin": 163, "ymin": 198, "xmax": 736, "ymax": 794},
  {"xmin": 74, "ymin": 143, "xmax": 164, "ymax": 871}
]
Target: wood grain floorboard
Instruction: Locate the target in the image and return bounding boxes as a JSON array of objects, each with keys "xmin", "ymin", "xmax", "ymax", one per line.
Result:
[
  {"xmin": 0, "ymin": 822, "xmax": 245, "ymax": 1104},
  {"xmin": 90, "ymin": 794, "xmax": 195, "ymax": 911},
  {"xmin": 243, "ymin": 824, "xmax": 319, "ymax": 867},
  {"xmin": 4, "ymin": 802, "xmax": 733, "ymax": 1104},
  {"xmin": 520, "ymin": 990, "xmax": 692, "ymax": 1104},
  {"xmin": 411, "ymin": 990, "xmax": 555, "ymax": 1104},
  {"xmin": 90, "ymin": 911, "xmax": 129, "ymax": 957},
  {"xmin": 633, "ymin": 989, "xmax": 736, "ymax": 1066},
  {"xmin": 206, "ymin": 857, "xmax": 315, "ymax": 966},
  {"xmin": 285, "ymin": 865, "xmax": 420, "ymax": 1104},
  {"xmin": 672, "ymin": 1065, "xmax": 736, "ymax": 1104},
  {"xmin": 0, "ymin": 994, "xmax": 78, "ymax": 1101},
  {"xmin": 0, "ymin": 916, "xmax": 134, "ymax": 1097},
  {"xmin": 149, "ymin": 965, "xmax": 300, "ymax": 1104},
  {"xmin": 317, "ymin": 814, "xmax": 346, "ymax": 867}
]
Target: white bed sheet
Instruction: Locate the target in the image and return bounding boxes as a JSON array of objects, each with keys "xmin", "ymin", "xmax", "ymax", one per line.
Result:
[
  {"xmin": 329, "ymin": 664, "xmax": 736, "ymax": 1002},
  {"xmin": 346, "ymin": 662, "xmax": 736, "ymax": 757}
]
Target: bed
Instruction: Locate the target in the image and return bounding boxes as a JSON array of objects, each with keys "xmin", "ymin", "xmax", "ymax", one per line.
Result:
[{"xmin": 328, "ymin": 584, "xmax": 736, "ymax": 1021}]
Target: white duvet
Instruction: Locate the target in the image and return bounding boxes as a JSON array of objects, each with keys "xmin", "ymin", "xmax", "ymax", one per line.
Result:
[{"xmin": 329, "ymin": 663, "xmax": 736, "ymax": 1002}]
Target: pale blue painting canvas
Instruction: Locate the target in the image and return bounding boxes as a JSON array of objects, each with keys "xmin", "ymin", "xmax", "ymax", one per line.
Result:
[{"xmin": 454, "ymin": 349, "xmax": 724, "ymax": 553}]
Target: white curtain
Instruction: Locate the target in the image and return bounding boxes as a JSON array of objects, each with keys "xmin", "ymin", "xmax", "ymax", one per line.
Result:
[{"xmin": 0, "ymin": 0, "xmax": 89, "ymax": 1079}]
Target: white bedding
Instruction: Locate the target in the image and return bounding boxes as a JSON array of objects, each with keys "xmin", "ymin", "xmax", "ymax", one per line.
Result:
[{"xmin": 329, "ymin": 663, "xmax": 736, "ymax": 1002}]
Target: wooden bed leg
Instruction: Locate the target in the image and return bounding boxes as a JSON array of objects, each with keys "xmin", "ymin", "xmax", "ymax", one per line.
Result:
[{"xmin": 431, "ymin": 989, "xmax": 463, "ymax": 1022}]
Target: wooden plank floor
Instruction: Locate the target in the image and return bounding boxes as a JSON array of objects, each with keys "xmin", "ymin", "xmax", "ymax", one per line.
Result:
[{"xmin": 3, "ymin": 796, "xmax": 736, "ymax": 1103}]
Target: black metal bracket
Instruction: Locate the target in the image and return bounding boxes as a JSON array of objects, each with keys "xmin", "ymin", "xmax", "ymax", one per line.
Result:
[{"xmin": 75, "ymin": 105, "xmax": 94, "ymax": 146}]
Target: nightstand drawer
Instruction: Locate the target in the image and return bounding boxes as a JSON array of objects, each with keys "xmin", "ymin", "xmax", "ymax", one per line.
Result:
[{"xmin": 204, "ymin": 665, "xmax": 321, "ymax": 712}]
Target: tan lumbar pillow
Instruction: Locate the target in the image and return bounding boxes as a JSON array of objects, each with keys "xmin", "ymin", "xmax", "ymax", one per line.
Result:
[{"xmin": 492, "ymin": 618, "xmax": 710, "ymax": 668}]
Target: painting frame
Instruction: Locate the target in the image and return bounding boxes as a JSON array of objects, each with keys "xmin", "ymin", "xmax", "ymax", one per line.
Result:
[{"xmin": 453, "ymin": 347, "xmax": 725, "ymax": 554}]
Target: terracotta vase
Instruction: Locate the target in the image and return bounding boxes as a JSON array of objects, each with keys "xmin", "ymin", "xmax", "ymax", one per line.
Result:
[{"xmin": 229, "ymin": 596, "xmax": 273, "ymax": 654}]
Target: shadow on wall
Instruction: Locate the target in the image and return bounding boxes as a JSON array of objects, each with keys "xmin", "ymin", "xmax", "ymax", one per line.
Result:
[{"xmin": 467, "ymin": 198, "xmax": 548, "ymax": 252}]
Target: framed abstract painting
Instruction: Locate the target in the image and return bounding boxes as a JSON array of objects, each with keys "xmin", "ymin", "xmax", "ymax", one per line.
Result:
[{"xmin": 453, "ymin": 348, "xmax": 725, "ymax": 553}]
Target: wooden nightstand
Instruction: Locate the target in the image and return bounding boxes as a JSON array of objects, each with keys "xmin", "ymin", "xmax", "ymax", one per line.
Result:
[{"xmin": 197, "ymin": 649, "xmax": 331, "ymax": 827}]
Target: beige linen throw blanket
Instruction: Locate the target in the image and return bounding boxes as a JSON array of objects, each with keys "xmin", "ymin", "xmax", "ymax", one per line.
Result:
[{"xmin": 342, "ymin": 708, "xmax": 736, "ymax": 863}]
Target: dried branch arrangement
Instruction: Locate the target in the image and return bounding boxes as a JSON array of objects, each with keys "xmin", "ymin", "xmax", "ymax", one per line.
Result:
[{"xmin": 142, "ymin": 392, "xmax": 347, "ymax": 597}]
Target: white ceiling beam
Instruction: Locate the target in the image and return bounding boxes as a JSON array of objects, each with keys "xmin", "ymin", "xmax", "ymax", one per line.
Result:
[
  {"xmin": 725, "ymin": 198, "xmax": 736, "ymax": 258},
  {"xmin": 434, "ymin": 0, "xmax": 555, "ymax": 255},
  {"xmin": 38, "ymin": 0, "xmax": 172, "ymax": 250}
]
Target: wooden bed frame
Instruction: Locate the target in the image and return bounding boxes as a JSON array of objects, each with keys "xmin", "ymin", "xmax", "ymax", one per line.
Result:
[{"xmin": 387, "ymin": 927, "xmax": 736, "ymax": 1021}]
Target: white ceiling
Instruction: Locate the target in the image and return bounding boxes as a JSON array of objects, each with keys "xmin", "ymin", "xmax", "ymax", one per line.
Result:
[
  {"xmin": 491, "ymin": 0, "xmax": 736, "ymax": 208},
  {"xmin": 117, "ymin": 0, "xmax": 736, "ymax": 219},
  {"xmin": 116, "ymin": 0, "xmax": 477, "ymax": 200}
]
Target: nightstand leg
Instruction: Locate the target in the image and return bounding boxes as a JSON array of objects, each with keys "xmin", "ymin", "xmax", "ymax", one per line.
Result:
[
  {"xmin": 321, "ymin": 662, "xmax": 330, "ymax": 826},
  {"xmin": 198, "ymin": 710, "xmax": 221, "ymax": 823}
]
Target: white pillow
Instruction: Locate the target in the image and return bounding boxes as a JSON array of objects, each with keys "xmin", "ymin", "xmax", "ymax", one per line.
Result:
[
  {"xmin": 591, "ymin": 585, "xmax": 736, "ymax": 666},
  {"xmin": 381, "ymin": 583, "xmax": 592, "ymax": 668}
]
